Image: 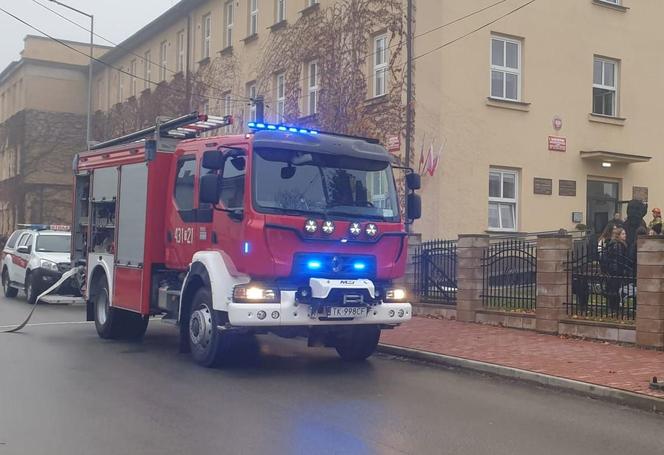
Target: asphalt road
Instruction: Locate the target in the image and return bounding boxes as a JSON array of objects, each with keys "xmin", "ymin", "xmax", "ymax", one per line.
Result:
[{"xmin": 0, "ymin": 295, "xmax": 663, "ymax": 455}]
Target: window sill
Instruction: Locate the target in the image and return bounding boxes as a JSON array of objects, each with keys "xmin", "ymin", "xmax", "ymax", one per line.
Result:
[
  {"xmin": 298, "ymin": 114, "xmax": 319, "ymax": 123},
  {"xmin": 364, "ymin": 94, "xmax": 389, "ymax": 107},
  {"xmin": 485, "ymin": 229, "xmax": 519, "ymax": 234},
  {"xmin": 198, "ymin": 57, "xmax": 211, "ymax": 66},
  {"xmin": 592, "ymin": 0, "xmax": 629, "ymax": 12},
  {"xmin": 486, "ymin": 97, "xmax": 531, "ymax": 112},
  {"xmin": 588, "ymin": 113, "xmax": 626, "ymax": 126},
  {"xmin": 300, "ymin": 3, "xmax": 320, "ymax": 16},
  {"xmin": 270, "ymin": 20, "xmax": 288, "ymax": 32},
  {"xmin": 219, "ymin": 46, "xmax": 233, "ymax": 57},
  {"xmin": 243, "ymin": 33, "xmax": 259, "ymax": 44}
]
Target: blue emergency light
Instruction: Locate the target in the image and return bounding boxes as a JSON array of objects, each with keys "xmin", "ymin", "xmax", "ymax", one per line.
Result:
[
  {"xmin": 248, "ymin": 122, "xmax": 319, "ymax": 135},
  {"xmin": 306, "ymin": 260, "xmax": 323, "ymax": 270}
]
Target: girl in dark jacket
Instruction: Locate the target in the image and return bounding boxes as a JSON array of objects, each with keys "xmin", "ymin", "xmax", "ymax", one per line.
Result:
[{"xmin": 605, "ymin": 227, "xmax": 628, "ymax": 315}]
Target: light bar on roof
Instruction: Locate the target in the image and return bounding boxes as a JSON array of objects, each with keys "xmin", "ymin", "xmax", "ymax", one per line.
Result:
[{"xmin": 247, "ymin": 122, "xmax": 319, "ymax": 135}]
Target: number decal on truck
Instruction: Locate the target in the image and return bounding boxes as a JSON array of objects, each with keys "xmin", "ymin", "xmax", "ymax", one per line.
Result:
[{"xmin": 174, "ymin": 227, "xmax": 194, "ymax": 245}]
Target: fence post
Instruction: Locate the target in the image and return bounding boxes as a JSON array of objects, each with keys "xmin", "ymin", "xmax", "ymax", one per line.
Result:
[
  {"xmin": 535, "ymin": 234, "xmax": 572, "ymax": 334},
  {"xmin": 456, "ymin": 234, "xmax": 489, "ymax": 323},
  {"xmin": 636, "ymin": 235, "xmax": 664, "ymax": 349}
]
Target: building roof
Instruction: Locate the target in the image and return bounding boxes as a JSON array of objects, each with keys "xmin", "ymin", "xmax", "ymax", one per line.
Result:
[
  {"xmin": 23, "ymin": 34, "xmax": 112, "ymax": 50},
  {"xmin": 94, "ymin": 0, "xmax": 208, "ymax": 73}
]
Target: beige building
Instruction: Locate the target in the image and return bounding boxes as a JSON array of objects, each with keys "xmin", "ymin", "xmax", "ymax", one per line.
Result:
[{"xmin": 414, "ymin": 0, "xmax": 661, "ymax": 238}]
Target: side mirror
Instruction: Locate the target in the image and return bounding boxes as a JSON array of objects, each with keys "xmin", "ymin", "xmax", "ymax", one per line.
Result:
[
  {"xmin": 406, "ymin": 173, "xmax": 421, "ymax": 191},
  {"xmin": 407, "ymin": 194, "xmax": 422, "ymax": 221},
  {"xmin": 17, "ymin": 246, "xmax": 29, "ymax": 254},
  {"xmin": 202, "ymin": 150, "xmax": 224, "ymax": 169},
  {"xmin": 200, "ymin": 174, "xmax": 220, "ymax": 204}
]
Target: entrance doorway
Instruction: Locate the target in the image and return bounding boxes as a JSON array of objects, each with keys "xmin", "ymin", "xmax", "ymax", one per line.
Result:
[{"xmin": 587, "ymin": 180, "xmax": 619, "ymax": 234}]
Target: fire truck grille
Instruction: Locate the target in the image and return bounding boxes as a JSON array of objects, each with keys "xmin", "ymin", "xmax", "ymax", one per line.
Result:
[{"xmin": 292, "ymin": 254, "xmax": 376, "ymax": 279}]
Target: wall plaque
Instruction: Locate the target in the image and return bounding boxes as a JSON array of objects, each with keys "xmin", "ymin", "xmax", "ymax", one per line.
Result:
[
  {"xmin": 559, "ymin": 180, "xmax": 576, "ymax": 197},
  {"xmin": 633, "ymin": 186, "xmax": 648, "ymax": 202},
  {"xmin": 534, "ymin": 178, "xmax": 553, "ymax": 195}
]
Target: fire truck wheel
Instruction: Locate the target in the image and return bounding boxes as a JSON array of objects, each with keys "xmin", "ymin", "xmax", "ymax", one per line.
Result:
[
  {"xmin": 92, "ymin": 275, "xmax": 121, "ymax": 339},
  {"xmin": 188, "ymin": 287, "xmax": 231, "ymax": 368},
  {"xmin": 119, "ymin": 311, "xmax": 149, "ymax": 341},
  {"xmin": 334, "ymin": 326, "xmax": 381, "ymax": 362},
  {"xmin": 2, "ymin": 268, "xmax": 18, "ymax": 298}
]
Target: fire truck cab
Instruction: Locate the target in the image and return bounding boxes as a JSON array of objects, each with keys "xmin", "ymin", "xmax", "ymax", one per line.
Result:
[{"xmin": 72, "ymin": 113, "xmax": 421, "ymax": 367}]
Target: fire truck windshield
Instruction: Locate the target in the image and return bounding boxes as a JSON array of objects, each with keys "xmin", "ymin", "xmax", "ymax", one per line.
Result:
[{"xmin": 252, "ymin": 147, "xmax": 400, "ymax": 222}]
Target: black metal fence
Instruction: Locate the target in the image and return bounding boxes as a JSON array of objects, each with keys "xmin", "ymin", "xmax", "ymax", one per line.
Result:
[
  {"xmin": 566, "ymin": 241, "xmax": 637, "ymax": 320},
  {"xmin": 413, "ymin": 239, "xmax": 457, "ymax": 305},
  {"xmin": 481, "ymin": 239, "xmax": 537, "ymax": 311}
]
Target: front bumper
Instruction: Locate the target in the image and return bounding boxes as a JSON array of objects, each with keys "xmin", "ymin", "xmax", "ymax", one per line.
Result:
[
  {"xmin": 32, "ymin": 268, "xmax": 78, "ymax": 294},
  {"xmin": 228, "ymin": 290, "xmax": 411, "ymax": 327}
]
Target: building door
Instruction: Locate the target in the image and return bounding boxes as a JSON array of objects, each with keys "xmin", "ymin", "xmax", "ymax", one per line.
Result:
[{"xmin": 587, "ymin": 180, "xmax": 619, "ymax": 234}]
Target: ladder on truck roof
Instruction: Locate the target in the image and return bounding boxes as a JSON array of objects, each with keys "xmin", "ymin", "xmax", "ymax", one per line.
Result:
[{"xmin": 90, "ymin": 112, "xmax": 233, "ymax": 151}]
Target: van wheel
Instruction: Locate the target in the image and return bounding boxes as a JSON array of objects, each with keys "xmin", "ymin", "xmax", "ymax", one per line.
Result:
[
  {"xmin": 25, "ymin": 272, "xmax": 39, "ymax": 305},
  {"xmin": 92, "ymin": 275, "xmax": 121, "ymax": 339},
  {"xmin": 335, "ymin": 326, "xmax": 381, "ymax": 362},
  {"xmin": 188, "ymin": 287, "xmax": 233, "ymax": 368},
  {"xmin": 2, "ymin": 268, "xmax": 17, "ymax": 298}
]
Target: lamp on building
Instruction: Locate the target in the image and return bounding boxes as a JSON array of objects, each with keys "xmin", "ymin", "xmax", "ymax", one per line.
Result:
[
  {"xmin": 602, "ymin": 162, "xmax": 612, "ymax": 168},
  {"xmin": 48, "ymin": 0, "xmax": 94, "ymax": 151}
]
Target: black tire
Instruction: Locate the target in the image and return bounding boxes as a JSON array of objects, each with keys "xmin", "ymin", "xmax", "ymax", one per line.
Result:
[
  {"xmin": 2, "ymin": 268, "xmax": 18, "ymax": 298},
  {"xmin": 187, "ymin": 287, "xmax": 234, "ymax": 368},
  {"xmin": 24, "ymin": 272, "xmax": 40, "ymax": 305},
  {"xmin": 91, "ymin": 275, "xmax": 122, "ymax": 339},
  {"xmin": 335, "ymin": 326, "xmax": 381, "ymax": 362}
]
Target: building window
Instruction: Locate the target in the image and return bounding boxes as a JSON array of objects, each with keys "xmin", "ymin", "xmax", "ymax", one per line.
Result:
[
  {"xmin": 202, "ymin": 14, "xmax": 211, "ymax": 59},
  {"xmin": 306, "ymin": 0, "xmax": 319, "ymax": 6},
  {"xmin": 129, "ymin": 59, "xmax": 137, "ymax": 96},
  {"xmin": 249, "ymin": 0, "xmax": 259, "ymax": 36},
  {"xmin": 593, "ymin": 57, "xmax": 618, "ymax": 117},
  {"xmin": 275, "ymin": 73, "xmax": 285, "ymax": 122},
  {"xmin": 144, "ymin": 50, "xmax": 151, "ymax": 89},
  {"xmin": 224, "ymin": 1, "xmax": 234, "ymax": 47},
  {"xmin": 373, "ymin": 34, "xmax": 388, "ymax": 97},
  {"xmin": 117, "ymin": 68, "xmax": 124, "ymax": 103},
  {"xmin": 247, "ymin": 83, "xmax": 257, "ymax": 121},
  {"xmin": 306, "ymin": 61, "xmax": 318, "ymax": 115},
  {"xmin": 489, "ymin": 169, "xmax": 518, "ymax": 231},
  {"xmin": 276, "ymin": 0, "xmax": 286, "ymax": 23},
  {"xmin": 176, "ymin": 31, "xmax": 185, "ymax": 73},
  {"xmin": 223, "ymin": 92, "xmax": 232, "ymax": 116},
  {"xmin": 490, "ymin": 36, "xmax": 521, "ymax": 101},
  {"xmin": 97, "ymin": 78, "xmax": 104, "ymax": 109},
  {"xmin": 599, "ymin": 0, "xmax": 620, "ymax": 4},
  {"xmin": 159, "ymin": 41, "xmax": 168, "ymax": 81}
]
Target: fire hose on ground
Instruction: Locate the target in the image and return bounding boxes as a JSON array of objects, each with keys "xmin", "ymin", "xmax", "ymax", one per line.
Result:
[{"xmin": 2, "ymin": 267, "xmax": 82, "ymax": 333}]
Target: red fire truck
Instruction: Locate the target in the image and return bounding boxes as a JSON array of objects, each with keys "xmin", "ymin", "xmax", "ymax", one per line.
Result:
[{"xmin": 72, "ymin": 113, "xmax": 421, "ymax": 367}]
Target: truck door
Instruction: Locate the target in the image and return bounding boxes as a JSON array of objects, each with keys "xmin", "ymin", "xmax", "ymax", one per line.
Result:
[
  {"xmin": 13, "ymin": 233, "xmax": 33, "ymax": 284},
  {"xmin": 165, "ymin": 152, "xmax": 202, "ymax": 269}
]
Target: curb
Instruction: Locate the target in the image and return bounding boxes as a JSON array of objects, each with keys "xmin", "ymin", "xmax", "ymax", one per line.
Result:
[{"xmin": 378, "ymin": 343, "xmax": 664, "ymax": 414}]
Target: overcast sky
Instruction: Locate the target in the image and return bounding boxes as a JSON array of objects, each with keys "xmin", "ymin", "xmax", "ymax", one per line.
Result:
[{"xmin": 0, "ymin": 0, "xmax": 180, "ymax": 70}]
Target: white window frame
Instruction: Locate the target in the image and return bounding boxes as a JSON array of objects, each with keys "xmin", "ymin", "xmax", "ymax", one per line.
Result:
[
  {"xmin": 490, "ymin": 36, "xmax": 521, "ymax": 102},
  {"xmin": 224, "ymin": 1, "xmax": 234, "ymax": 48},
  {"xmin": 593, "ymin": 57, "xmax": 618, "ymax": 117},
  {"xmin": 144, "ymin": 51, "xmax": 151, "ymax": 89},
  {"xmin": 117, "ymin": 68, "xmax": 124, "ymax": 103},
  {"xmin": 599, "ymin": 0, "xmax": 620, "ymax": 4},
  {"xmin": 250, "ymin": 0, "xmax": 259, "ymax": 36},
  {"xmin": 129, "ymin": 59, "xmax": 137, "ymax": 97},
  {"xmin": 159, "ymin": 41, "xmax": 168, "ymax": 81},
  {"xmin": 373, "ymin": 34, "xmax": 388, "ymax": 98},
  {"xmin": 176, "ymin": 31, "xmax": 185, "ymax": 73},
  {"xmin": 202, "ymin": 13, "xmax": 211, "ymax": 59},
  {"xmin": 223, "ymin": 92, "xmax": 232, "ymax": 116},
  {"xmin": 488, "ymin": 169, "xmax": 518, "ymax": 232},
  {"xmin": 276, "ymin": 72, "xmax": 286, "ymax": 122},
  {"xmin": 276, "ymin": 0, "xmax": 286, "ymax": 23},
  {"xmin": 306, "ymin": 60, "xmax": 318, "ymax": 116},
  {"xmin": 306, "ymin": 0, "xmax": 319, "ymax": 6},
  {"xmin": 247, "ymin": 83, "xmax": 257, "ymax": 121}
]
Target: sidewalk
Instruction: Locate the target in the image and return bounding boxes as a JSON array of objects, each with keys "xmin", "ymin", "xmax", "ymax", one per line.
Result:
[{"xmin": 380, "ymin": 316, "xmax": 664, "ymax": 400}]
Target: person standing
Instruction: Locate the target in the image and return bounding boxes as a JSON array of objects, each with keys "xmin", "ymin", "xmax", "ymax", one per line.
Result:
[
  {"xmin": 649, "ymin": 208, "xmax": 662, "ymax": 235},
  {"xmin": 604, "ymin": 227, "xmax": 628, "ymax": 316},
  {"xmin": 605, "ymin": 212, "xmax": 624, "ymax": 232}
]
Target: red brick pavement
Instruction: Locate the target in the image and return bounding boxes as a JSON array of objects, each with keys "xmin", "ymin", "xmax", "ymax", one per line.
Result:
[{"xmin": 380, "ymin": 316, "xmax": 664, "ymax": 399}]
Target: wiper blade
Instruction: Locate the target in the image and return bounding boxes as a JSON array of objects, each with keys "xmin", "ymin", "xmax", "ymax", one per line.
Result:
[
  {"xmin": 266, "ymin": 207, "xmax": 328, "ymax": 218},
  {"xmin": 325, "ymin": 210, "xmax": 385, "ymax": 221}
]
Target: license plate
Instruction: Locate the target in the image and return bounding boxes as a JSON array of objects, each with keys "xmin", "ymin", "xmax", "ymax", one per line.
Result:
[{"xmin": 327, "ymin": 307, "xmax": 367, "ymax": 319}]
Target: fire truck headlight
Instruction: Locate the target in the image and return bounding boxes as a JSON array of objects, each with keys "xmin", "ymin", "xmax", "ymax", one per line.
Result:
[
  {"xmin": 304, "ymin": 219, "xmax": 318, "ymax": 234},
  {"xmin": 349, "ymin": 222, "xmax": 362, "ymax": 237},
  {"xmin": 321, "ymin": 220, "xmax": 335, "ymax": 235},
  {"xmin": 385, "ymin": 288, "xmax": 407, "ymax": 302},
  {"xmin": 233, "ymin": 285, "xmax": 280, "ymax": 303},
  {"xmin": 365, "ymin": 223, "xmax": 378, "ymax": 237}
]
